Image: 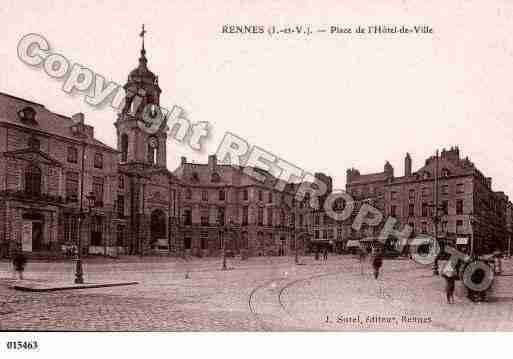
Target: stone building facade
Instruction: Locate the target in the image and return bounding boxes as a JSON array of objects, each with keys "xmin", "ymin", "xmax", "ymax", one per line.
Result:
[
  {"xmin": 0, "ymin": 92, "xmax": 120, "ymax": 257},
  {"xmin": 0, "ymin": 33, "xmax": 311, "ymax": 258},
  {"xmin": 172, "ymin": 155, "xmax": 311, "ymax": 257},
  {"xmin": 346, "ymin": 147, "xmax": 512, "ymax": 255}
]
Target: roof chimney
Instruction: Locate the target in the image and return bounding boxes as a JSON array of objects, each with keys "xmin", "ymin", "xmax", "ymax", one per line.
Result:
[
  {"xmin": 208, "ymin": 154, "xmax": 217, "ymax": 171},
  {"xmin": 405, "ymin": 153, "xmax": 412, "ymax": 177}
]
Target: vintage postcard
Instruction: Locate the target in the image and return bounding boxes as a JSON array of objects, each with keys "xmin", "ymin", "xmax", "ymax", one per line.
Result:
[{"xmin": 1, "ymin": 0, "xmax": 513, "ymax": 356}]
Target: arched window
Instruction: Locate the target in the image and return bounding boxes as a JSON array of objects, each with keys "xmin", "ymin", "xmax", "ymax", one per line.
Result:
[
  {"xmin": 121, "ymin": 134, "xmax": 128, "ymax": 162},
  {"xmin": 147, "ymin": 143, "xmax": 157, "ymax": 164},
  {"xmin": 25, "ymin": 165, "xmax": 42, "ymax": 196}
]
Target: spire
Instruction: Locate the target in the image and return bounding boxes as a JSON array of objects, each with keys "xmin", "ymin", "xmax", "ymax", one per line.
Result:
[{"xmin": 139, "ymin": 24, "xmax": 147, "ymax": 66}]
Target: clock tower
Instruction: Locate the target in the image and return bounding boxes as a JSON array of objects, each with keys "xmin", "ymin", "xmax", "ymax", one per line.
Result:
[{"xmin": 115, "ymin": 25, "xmax": 167, "ymax": 167}]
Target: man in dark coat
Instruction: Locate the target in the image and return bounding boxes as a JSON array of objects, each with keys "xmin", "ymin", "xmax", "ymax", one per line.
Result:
[
  {"xmin": 12, "ymin": 249, "xmax": 27, "ymax": 280},
  {"xmin": 372, "ymin": 250, "xmax": 383, "ymax": 280}
]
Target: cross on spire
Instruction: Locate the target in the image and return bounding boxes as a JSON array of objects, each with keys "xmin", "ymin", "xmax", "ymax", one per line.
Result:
[{"xmin": 139, "ymin": 24, "xmax": 147, "ymax": 51}]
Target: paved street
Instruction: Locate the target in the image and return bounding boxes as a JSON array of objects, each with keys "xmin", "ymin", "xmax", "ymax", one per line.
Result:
[{"xmin": 1, "ymin": 255, "xmax": 513, "ymax": 331}]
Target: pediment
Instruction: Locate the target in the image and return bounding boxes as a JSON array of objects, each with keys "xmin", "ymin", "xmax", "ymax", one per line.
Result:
[{"xmin": 4, "ymin": 148, "xmax": 62, "ymax": 167}]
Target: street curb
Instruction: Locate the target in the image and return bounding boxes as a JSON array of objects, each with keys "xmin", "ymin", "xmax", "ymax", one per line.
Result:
[{"xmin": 11, "ymin": 281, "xmax": 139, "ymax": 292}]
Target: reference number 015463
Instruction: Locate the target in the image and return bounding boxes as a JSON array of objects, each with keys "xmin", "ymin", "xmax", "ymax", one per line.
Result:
[{"xmin": 6, "ymin": 341, "xmax": 39, "ymax": 350}]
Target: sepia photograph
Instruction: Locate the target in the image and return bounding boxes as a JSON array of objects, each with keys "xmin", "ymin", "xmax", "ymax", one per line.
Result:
[{"xmin": 1, "ymin": 0, "xmax": 513, "ymax": 356}]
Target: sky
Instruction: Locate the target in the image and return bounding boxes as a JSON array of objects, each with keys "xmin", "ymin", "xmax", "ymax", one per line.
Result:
[{"xmin": 2, "ymin": 0, "xmax": 513, "ymax": 195}]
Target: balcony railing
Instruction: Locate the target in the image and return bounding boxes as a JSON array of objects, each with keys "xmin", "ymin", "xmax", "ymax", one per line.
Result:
[{"xmin": 0, "ymin": 189, "xmax": 63, "ymax": 204}]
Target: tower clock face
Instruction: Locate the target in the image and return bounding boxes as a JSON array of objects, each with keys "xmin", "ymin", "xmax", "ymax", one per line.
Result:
[{"xmin": 149, "ymin": 136, "xmax": 158, "ymax": 148}]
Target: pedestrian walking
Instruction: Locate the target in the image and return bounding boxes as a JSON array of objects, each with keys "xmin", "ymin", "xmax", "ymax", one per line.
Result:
[
  {"xmin": 12, "ymin": 249, "xmax": 27, "ymax": 280},
  {"xmin": 441, "ymin": 260, "xmax": 459, "ymax": 304},
  {"xmin": 323, "ymin": 247, "xmax": 328, "ymax": 261},
  {"xmin": 371, "ymin": 252, "xmax": 383, "ymax": 280}
]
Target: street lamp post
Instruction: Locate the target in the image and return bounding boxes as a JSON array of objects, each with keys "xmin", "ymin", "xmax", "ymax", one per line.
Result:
[
  {"xmin": 431, "ymin": 150, "xmax": 440, "ymax": 276},
  {"xmin": 469, "ymin": 214, "xmax": 475, "ymax": 258},
  {"xmin": 222, "ymin": 220, "xmax": 233, "ymax": 271},
  {"xmin": 75, "ymin": 191, "xmax": 95, "ymax": 284}
]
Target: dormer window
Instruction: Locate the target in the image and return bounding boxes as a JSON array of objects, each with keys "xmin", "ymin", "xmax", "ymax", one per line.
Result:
[
  {"xmin": 211, "ymin": 173, "xmax": 221, "ymax": 183},
  {"xmin": 441, "ymin": 168, "xmax": 450, "ymax": 177},
  {"xmin": 18, "ymin": 106, "xmax": 37, "ymax": 125},
  {"xmin": 423, "ymin": 172, "xmax": 431, "ymax": 179},
  {"xmin": 28, "ymin": 136, "xmax": 40, "ymax": 150}
]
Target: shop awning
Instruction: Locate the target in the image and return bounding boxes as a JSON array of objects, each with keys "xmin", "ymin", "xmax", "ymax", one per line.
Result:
[{"xmin": 456, "ymin": 237, "xmax": 469, "ymax": 245}]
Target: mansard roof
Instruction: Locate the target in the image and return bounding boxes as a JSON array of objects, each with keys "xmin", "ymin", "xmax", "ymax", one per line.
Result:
[{"xmin": 0, "ymin": 92, "xmax": 117, "ymax": 152}]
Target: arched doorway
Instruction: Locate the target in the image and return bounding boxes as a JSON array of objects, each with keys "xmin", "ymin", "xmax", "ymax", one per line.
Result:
[{"xmin": 150, "ymin": 209, "xmax": 166, "ymax": 249}]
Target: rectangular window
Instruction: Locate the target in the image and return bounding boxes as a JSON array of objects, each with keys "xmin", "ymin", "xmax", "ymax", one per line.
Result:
[
  {"xmin": 456, "ymin": 220, "xmax": 463, "ymax": 234},
  {"xmin": 441, "ymin": 221, "xmax": 448, "ymax": 232},
  {"xmin": 258, "ymin": 207, "xmax": 264, "ymax": 226},
  {"xmin": 92, "ymin": 177, "xmax": 104, "ymax": 206},
  {"xmin": 217, "ymin": 207, "xmax": 225, "ymax": 226},
  {"xmin": 314, "ymin": 230, "xmax": 319, "ymax": 239},
  {"xmin": 442, "ymin": 185, "xmax": 449, "ymax": 195},
  {"xmin": 67, "ymin": 146, "xmax": 78, "ymax": 163},
  {"xmin": 322, "ymin": 230, "xmax": 328, "ymax": 239},
  {"xmin": 421, "ymin": 221, "xmax": 427, "ymax": 234},
  {"xmin": 268, "ymin": 192, "xmax": 273, "ymax": 203},
  {"xmin": 456, "ymin": 199, "xmax": 463, "ymax": 215},
  {"xmin": 93, "ymin": 153, "xmax": 103, "ymax": 169},
  {"xmin": 390, "ymin": 205, "xmax": 397, "ymax": 217},
  {"xmin": 290, "ymin": 213, "xmax": 295, "ymax": 227},
  {"xmin": 421, "ymin": 202, "xmax": 428, "ymax": 217},
  {"xmin": 64, "ymin": 215, "xmax": 78, "ymax": 243},
  {"xmin": 258, "ymin": 190, "xmax": 263, "ymax": 201},
  {"xmin": 421, "ymin": 187, "xmax": 428, "ymax": 197},
  {"xmin": 200, "ymin": 231, "xmax": 208, "ymax": 250},
  {"xmin": 184, "ymin": 236, "xmax": 192, "ymax": 250},
  {"xmin": 408, "ymin": 203, "xmax": 415, "ymax": 217},
  {"xmin": 299, "ymin": 214, "xmax": 304, "ymax": 227},
  {"xmin": 314, "ymin": 214, "xmax": 320, "ymax": 225},
  {"xmin": 242, "ymin": 206, "xmax": 249, "ymax": 225},
  {"xmin": 116, "ymin": 225, "xmax": 124, "ymax": 247},
  {"xmin": 267, "ymin": 208, "xmax": 273, "ymax": 226},
  {"xmin": 117, "ymin": 195, "xmax": 125, "ymax": 217},
  {"xmin": 243, "ymin": 189, "xmax": 248, "ymax": 201},
  {"xmin": 409, "ymin": 189, "xmax": 415, "ymax": 200},
  {"xmin": 219, "ymin": 190, "xmax": 225, "ymax": 201},
  {"xmin": 391, "ymin": 191, "xmax": 397, "ymax": 200},
  {"xmin": 441, "ymin": 200, "xmax": 449, "ymax": 215},
  {"xmin": 183, "ymin": 209, "xmax": 192, "ymax": 225},
  {"xmin": 200, "ymin": 209, "xmax": 209, "ymax": 226},
  {"xmin": 408, "ymin": 222, "xmax": 415, "ymax": 234},
  {"xmin": 65, "ymin": 171, "xmax": 79, "ymax": 201},
  {"xmin": 456, "ymin": 183, "xmax": 464, "ymax": 194},
  {"xmin": 90, "ymin": 215, "xmax": 103, "ymax": 246},
  {"xmin": 202, "ymin": 190, "xmax": 208, "ymax": 201}
]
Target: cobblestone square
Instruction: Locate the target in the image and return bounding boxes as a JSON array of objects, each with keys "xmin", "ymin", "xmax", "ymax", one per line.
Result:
[{"xmin": 1, "ymin": 255, "xmax": 513, "ymax": 331}]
